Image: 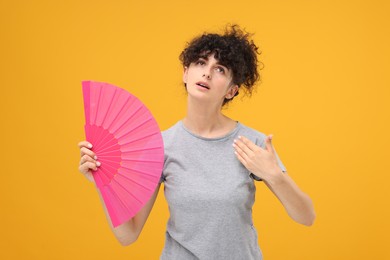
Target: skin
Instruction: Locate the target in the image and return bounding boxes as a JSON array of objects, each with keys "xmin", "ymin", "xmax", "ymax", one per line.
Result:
[
  {"xmin": 78, "ymin": 53, "xmax": 315, "ymax": 246},
  {"xmin": 181, "ymin": 55, "xmax": 239, "ymax": 137},
  {"xmin": 233, "ymin": 135, "xmax": 316, "ymax": 226},
  {"xmin": 78, "ymin": 140, "xmax": 161, "ymax": 245}
]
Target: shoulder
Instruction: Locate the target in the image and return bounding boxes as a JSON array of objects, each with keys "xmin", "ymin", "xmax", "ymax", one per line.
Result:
[
  {"xmin": 237, "ymin": 122, "xmax": 267, "ymax": 148},
  {"xmin": 161, "ymin": 121, "xmax": 182, "ymax": 147}
]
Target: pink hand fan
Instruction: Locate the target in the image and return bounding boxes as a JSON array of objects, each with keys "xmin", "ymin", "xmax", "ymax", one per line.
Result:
[{"xmin": 82, "ymin": 80, "xmax": 164, "ymax": 227}]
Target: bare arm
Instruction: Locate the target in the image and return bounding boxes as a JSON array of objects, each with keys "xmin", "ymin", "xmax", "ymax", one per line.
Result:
[
  {"xmin": 78, "ymin": 141, "xmax": 162, "ymax": 245},
  {"xmin": 233, "ymin": 135, "xmax": 316, "ymax": 226},
  {"xmin": 264, "ymin": 171, "xmax": 315, "ymax": 226},
  {"xmin": 97, "ymin": 183, "xmax": 161, "ymax": 245}
]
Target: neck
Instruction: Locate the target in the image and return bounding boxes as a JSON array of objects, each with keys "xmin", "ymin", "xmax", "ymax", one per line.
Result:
[{"xmin": 183, "ymin": 97, "xmax": 234, "ymax": 138}]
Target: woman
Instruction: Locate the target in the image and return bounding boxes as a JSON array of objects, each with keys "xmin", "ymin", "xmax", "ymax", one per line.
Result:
[{"xmin": 78, "ymin": 25, "xmax": 315, "ymax": 259}]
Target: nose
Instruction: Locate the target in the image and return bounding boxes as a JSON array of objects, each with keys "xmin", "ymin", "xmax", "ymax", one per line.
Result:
[
  {"xmin": 202, "ymin": 73, "xmax": 211, "ymax": 79},
  {"xmin": 202, "ymin": 68, "xmax": 212, "ymax": 79}
]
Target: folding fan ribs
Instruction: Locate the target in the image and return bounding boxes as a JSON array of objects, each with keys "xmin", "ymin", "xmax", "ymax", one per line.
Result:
[{"xmin": 82, "ymin": 81, "xmax": 164, "ymax": 227}]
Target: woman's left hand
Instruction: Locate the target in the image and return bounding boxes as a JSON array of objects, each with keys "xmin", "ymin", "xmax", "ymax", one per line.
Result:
[{"xmin": 233, "ymin": 135, "xmax": 282, "ymax": 182}]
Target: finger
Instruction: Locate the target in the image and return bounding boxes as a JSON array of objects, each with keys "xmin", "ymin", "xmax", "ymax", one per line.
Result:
[
  {"xmin": 234, "ymin": 149, "xmax": 248, "ymax": 168},
  {"xmin": 238, "ymin": 136, "xmax": 261, "ymax": 152},
  {"xmin": 234, "ymin": 137, "xmax": 257, "ymax": 157},
  {"xmin": 265, "ymin": 135, "xmax": 276, "ymax": 153},
  {"xmin": 233, "ymin": 141, "xmax": 250, "ymax": 162},
  {"xmin": 81, "ymin": 157, "xmax": 101, "ymax": 169},
  {"xmin": 233, "ymin": 139, "xmax": 251, "ymax": 157},
  {"xmin": 78, "ymin": 141, "xmax": 93, "ymax": 149},
  {"xmin": 79, "ymin": 161, "xmax": 98, "ymax": 174},
  {"xmin": 79, "ymin": 154, "xmax": 96, "ymax": 166},
  {"xmin": 80, "ymin": 147, "xmax": 97, "ymax": 159}
]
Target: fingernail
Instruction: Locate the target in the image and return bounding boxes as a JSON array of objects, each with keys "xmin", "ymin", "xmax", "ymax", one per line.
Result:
[
  {"xmin": 96, "ymin": 161, "xmax": 101, "ymax": 166},
  {"xmin": 238, "ymin": 135, "xmax": 242, "ymax": 139},
  {"xmin": 94, "ymin": 155, "xmax": 98, "ymax": 160},
  {"xmin": 88, "ymin": 143, "xmax": 93, "ymax": 148}
]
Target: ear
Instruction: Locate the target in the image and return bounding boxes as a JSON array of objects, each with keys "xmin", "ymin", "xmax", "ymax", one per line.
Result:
[
  {"xmin": 225, "ymin": 85, "xmax": 239, "ymax": 99},
  {"xmin": 183, "ymin": 66, "xmax": 188, "ymax": 84}
]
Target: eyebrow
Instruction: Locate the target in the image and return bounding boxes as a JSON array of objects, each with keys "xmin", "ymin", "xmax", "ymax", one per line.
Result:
[{"xmin": 197, "ymin": 55, "xmax": 230, "ymax": 70}]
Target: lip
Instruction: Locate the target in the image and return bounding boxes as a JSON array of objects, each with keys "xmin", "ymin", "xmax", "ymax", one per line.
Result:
[{"xmin": 196, "ymin": 81, "xmax": 210, "ymax": 89}]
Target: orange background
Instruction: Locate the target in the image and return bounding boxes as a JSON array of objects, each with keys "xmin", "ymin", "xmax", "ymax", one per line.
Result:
[{"xmin": 1, "ymin": 0, "xmax": 389, "ymax": 259}]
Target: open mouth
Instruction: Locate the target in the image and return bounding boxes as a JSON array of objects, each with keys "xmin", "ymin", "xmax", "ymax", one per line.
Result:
[{"xmin": 196, "ymin": 82, "xmax": 210, "ymax": 89}]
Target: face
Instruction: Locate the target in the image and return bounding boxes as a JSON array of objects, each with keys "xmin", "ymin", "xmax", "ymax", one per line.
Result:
[{"xmin": 183, "ymin": 54, "xmax": 238, "ymax": 106}]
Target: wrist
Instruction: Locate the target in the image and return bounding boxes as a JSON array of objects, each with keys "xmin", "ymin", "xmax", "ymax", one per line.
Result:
[{"xmin": 263, "ymin": 168, "xmax": 285, "ymax": 186}]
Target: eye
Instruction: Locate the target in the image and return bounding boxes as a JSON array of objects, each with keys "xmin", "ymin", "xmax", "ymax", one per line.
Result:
[
  {"xmin": 216, "ymin": 66, "xmax": 225, "ymax": 74},
  {"xmin": 195, "ymin": 59, "xmax": 206, "ymax": 65}
]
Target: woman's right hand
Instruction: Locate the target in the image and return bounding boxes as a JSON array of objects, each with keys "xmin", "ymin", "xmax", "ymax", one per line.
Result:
[{"xmin": 78, "ymin": 141, "xmax": 100, "ymax": 182}]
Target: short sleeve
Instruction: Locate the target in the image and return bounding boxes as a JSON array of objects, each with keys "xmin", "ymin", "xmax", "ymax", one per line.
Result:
[{"xmin": 159, "ymin": 172, "xmax": 165, "ymax": 184}]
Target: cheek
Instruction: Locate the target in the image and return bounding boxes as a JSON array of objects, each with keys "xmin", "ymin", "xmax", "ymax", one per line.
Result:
[
  {"xmin": 185, "ymin": 68, "xmax": 197, "ymax": 80},
  {"xmin": 214, "ymin": 76, "xmax": 231, "ymax": 87}
]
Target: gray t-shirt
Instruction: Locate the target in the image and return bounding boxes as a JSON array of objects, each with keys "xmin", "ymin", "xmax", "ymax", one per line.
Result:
[{"xmin": 159, "ymin": 121, "xmax": 286, "ymax": 260}]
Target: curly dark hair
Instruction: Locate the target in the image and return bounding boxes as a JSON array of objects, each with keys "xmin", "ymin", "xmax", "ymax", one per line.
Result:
[{"xmin": 179, "ymin": 24, "xmax": 262, "ymax": 106}]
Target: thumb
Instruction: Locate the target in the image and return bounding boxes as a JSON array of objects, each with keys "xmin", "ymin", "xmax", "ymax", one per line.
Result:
[{"xmin": 265, "ymin": 134, "xmax": 275, "ymax": 152}]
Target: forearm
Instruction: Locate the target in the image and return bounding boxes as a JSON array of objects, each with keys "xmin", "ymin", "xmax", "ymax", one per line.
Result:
[
  {"xmin": 264, "ymin": 172, "xmax": 316, "ymax": 226},
  {"xmin": 96, "ymin": 188, "xmax": 138, "ymax": 245},
  {"xmin": 96, "ymin": 183, "xmax": 161, "ymax": 245}
]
